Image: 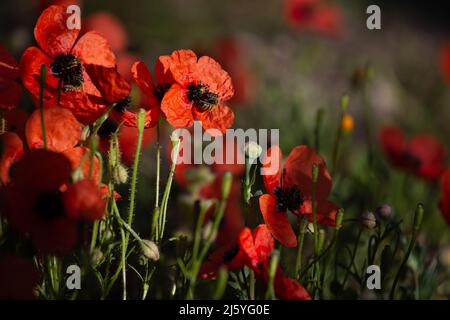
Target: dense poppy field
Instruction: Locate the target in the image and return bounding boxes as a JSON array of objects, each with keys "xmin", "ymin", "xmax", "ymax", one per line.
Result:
[{"xmin": 0, "ymin": 0, "xmax": 449, "ymax": 300}]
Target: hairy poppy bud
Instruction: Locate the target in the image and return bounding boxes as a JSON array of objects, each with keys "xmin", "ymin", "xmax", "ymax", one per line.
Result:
[
  {"xmin": 113, "ymin": 164, "xmax": 128, "ymax": 184},
  {"xmin": 244, "ymin": 141, "xmax": 262, "ymax": 161},
  {"xmin": 90, "ymin": 248, "xmax": 104, "ymax": 267},
  {"xmin": 340, "ymin": 94, "xmax": 349, "ymax": 112},
  {"xmin": 360, "ymin": 211, "xmax": 377, "ymax": 229},
  {"xmin": 376, "ymin": 203, "xmax": 392, "ymax": 219},
  {"xmin": 140, "ymin": 240, "xmax": 160, "ymax": 261}
]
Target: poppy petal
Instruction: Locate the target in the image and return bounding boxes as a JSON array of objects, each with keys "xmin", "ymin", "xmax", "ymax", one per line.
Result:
[
  {"xmin": 274, "ymin": 267, "xmax": 311, "ymax": 300},
  {"xmin": 64, "ymin": 179, "xmax": 106, "ymax": 222},
  {"xmin": 239, "ymin": 227, "xmax": 258, "ymax": 268},
  {"xmin": 167, "ymin": 50, "xmax": 198, "ymax": 87},
  {"xmin": 194, "ymin": 56, "xmax": 234, "ymax": 101},
  {"xmin": 194, "ymin": 105, "xmax": 234, "ymax": 135},
  {"xmin": 0, "ymin": 79, "xmax": 22, "ymax": 111},
  {"xmin": 379, "ymin": 126, "xmax": 406, "ymax": 167},
  {"xmin": 110, "ymin": 107, "xmax": 160, "ymax": 128},
  {"xmin": 261, "ymin": 146, "xmax": 282, "ymax": 196},
  {"xmin": 155, "ymin": 55, "xmax": 174, "ymax": 84},
  {"xmin": 284, "ymin": 145, "xmax": 332, "ymax": 200},
  {"xmin": 0, "ymin": 132, "xmax": 23, "ymax": 185},
  {"xmin": 62, "ymin": 146, "xmax": 101, "ymax": 184},
  {"xmin": 300, "ymin": 199, "xmax": 338, "ymax": 226},
  {"xmin": 259, "ymin": 194, "xmax": 297, "ymax": 247},
  {"xmin": 34, "ymin": 5, "xmax": 79, "ymax": 57},
  {"xmin": 161, "ymin": 83, "xmax": 195, "ymax": 128},
  {"xmin": 25, "ymin": 107, "xmax": 81, "ymax": 152},
  {"xmin": 439, "ymin": 168, "xmax": 450, "ymax": 225},
  {"xmin": 72, "ymin": 31, "xmax": 116, "ymax": 67},
  {"xmin": 253, "ymin": 224, "xmax": 275, "ymax": 263},
  {"xmin": 131, "ymin": 61, "xmax": 156, "ymax": 98},
  {"xmin": 0, "ymin": 45, "xmax": 20, "ymax": 79}
]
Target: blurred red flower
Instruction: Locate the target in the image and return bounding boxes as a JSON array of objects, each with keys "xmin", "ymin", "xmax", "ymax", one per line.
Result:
[
  {"xmin": 84, "ymin": 12, "xmax": 128, "ymax": 53},
  {"xmin": 439, "ymin": 168, "xmax": 450, "ymax": 225},
  {"xmin": 214, "ymin": 37, "xmax": 255, "ymax": 106},
  {"xmin": 1, "ymin": 150, "xmax": 105, "ymax": 255},
  {"xmin": 0, "ymin": 45, "xmax": 23, "ymax": 111},
  {"xmin": 284, "ymin": 0, "xmax": 342, "ymax": 36},
  {"xmin": 0, "ymin": 255, "xmax": 40, "ymax": 300},
  {"xmin": 272, "ymin": 267, "xmax": 311, "ymax": 300},
  {"xmin": 440, "ymin": 43, "xmax": 450, "ymax": 85},
  {"xmin": 380, "ymin": 126, "xmax": 446, "ymax": 180},
  {"xmin": 20, "ymin": 5, "xmax": 116, "ymax": 124},
  {"xmin": 259, "ymin": 145, "xmax": 338, "ymax": 247},
  {"xmin": 200, "ymin": 224, "xmax": 274, "ymax": 279},
  {"xmin": 0, "ymin": 132, "xmax": 23, "ymax": 185},
  {"xmin": 161, "ymin": 50, "xmax": 234, "ymax": 135}
]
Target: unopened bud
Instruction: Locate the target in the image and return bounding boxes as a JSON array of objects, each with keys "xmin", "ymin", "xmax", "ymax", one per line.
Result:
[
  {"xmin": 413, "ymin": 203, "xmax": 424, "ymax": 232},
  {"xmin": 113, "ymin": 164, "xmax": 128, "ymax": 184},
  {"xmin": 140, "ymin": 240, "xmax": 160, "ymax": 261},
  {"xmin": 221, "ymin": 172, "xmax": 233, "ymax": 200},
  {"xmin": 360, "ymin": 211, "xmax": 377, "ymax": 229},
  {"xmin": 376, "ymin": 203, "xmax": 392, "ymax": 219},
  {"xmin": 335, "ymin": 209, "xmax": 344, "ymax": 230},
  {"xmin": 340, "ymin": 95, "xmax": 349, "ymax": 111},
  {"xmin": 318, "ymin": 229, "xmax": 326, "ymax": 252},
  {"xmin": 244, "ymin": 141, "xmax": 262, "ymax": 161},
  {"xmin": 312, "ymin": 164, "xmax": 319, "ymax": 183}
]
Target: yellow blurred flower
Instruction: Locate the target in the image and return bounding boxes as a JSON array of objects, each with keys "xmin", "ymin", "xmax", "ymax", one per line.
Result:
[{"xmin": 341, "ymin": 114, "xmax": 354, "ymax": 133}]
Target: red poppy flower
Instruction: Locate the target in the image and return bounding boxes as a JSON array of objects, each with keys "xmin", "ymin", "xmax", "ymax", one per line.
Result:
[
  {"xmin": 0, "ymin": 45, "xmax": 23, "ymax": 111},
  {"xmin": 84, "ymin": 12, "xmax": 128, "ymax": 53},
  {"xmin": 161, "ymin": 50, "xmax": 234, "ymax": 135},
  {"xmin": 2, "ymin": 150, "xmax": 105, "ymax": 255},
  {"xmin": 259, "ymin": 145, "xmax": 338, "ymax": 247},
  {"xmin": 85, "ymin": 61, "xmax": 162, "ymax": 128},
  {"xmin": 284, "ymin": 0, "xmax": 342, "ymax": 36},
  {"xmin": 20, "ymin": 5, "xmax": 116, "ymax": 124},
  {"xmin": 62, "ymin": 146, "xmax": 101, "ymax": 183},
  {"xmin": 2, "ymin": 108, "xmax": 28, "ymax": 141},
  {"xmin": 200, "ymin": 224, "xmax": 274, "ymax": 279},
  {"xmin": 273, "ymin": 267, "xmax": 311, "ymax": 300},
  {"xmin": 214, "ymin": 37, "xmax": 255, "ymax": 105},
  {"xmin": 0, "ymin": 132, "xmax": 24, "ymax": 185},
  {"xmin": 0, "ymin": 255, "xmax": 40, "ymax": 300},
  {"xmin": 380, "ymin": 126, "xmax": 446, "ymax": 180},
  {"xmin": 25, "ymin": 107, "xmax": 82, "ymax": 151},
  {"xmin": 439, "ymin": 168, "xmax": 450, "ymax": 225},
  {"xmin": 440, "ymin": 43, "xmax": 450, "ymax": 85}
]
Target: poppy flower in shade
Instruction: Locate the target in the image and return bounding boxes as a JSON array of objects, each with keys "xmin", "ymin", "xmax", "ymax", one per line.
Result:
[
  {"xmin": 284, "ymin": 0, "xmax": 342, "ymax": 36},
  {"xmin": 440, "ymin": 43, "xmax": 450, "ymax": 85},
  {"xmin": 439, "ymin": 168, "xmax": 450, "ymax": 225},
  {"xmin": 20, "ymin": 5, "xmax": 116, "ymax": 124},
  {"xmin": 272, "ymin": 267, "xmax": 311, "ymax": 300},
  {"xmin": 63, "ymin": 179, "xmax": 106, "ymax": 222},
  {"xmin": 200, "ymin": 224, "xmax": 274, "ymax": 279},
  {"xmin": 2, "ymin": 150, "xmax": 105, "ymax": 255},
  {"xmin": 2, "ymin": 108, "xmax": 28, "ymax": 141},
  {"xmin": 0, "ymin": 45, "xmax": 23, "ymax": 111},
  {"xmin": 0, "ymin": 132, "xmax": 24, "ymax": 185},
  {"xmin": 62, "ymin": 146, "xmax": 101, "ymax": 183},
  {"xmin": 259, "ymin": 145, "xmax": 338, "ymax": 247},
  {"xmin": 25, "ymin": 107, "xmax": 82, "ymax": 151},
  {"xmin": 84, "ymin": 61, "xmax": 162, "ymax": 128},
  {"xmin": 380, "ymin": 126, "xmax": 447, "ymax": 180},
  {"xmin": 161, "ymin": 49, "xmax": 234, "ymax": 135},
  {"xmin": 214, "ymin": 37, "xmax": 255, "ymax": 105},
  {"xmin": 84, "ymin": 12, "xmax": 128, "ymax": 53},
  {"xmin": 0, "ymin": 255, "xmax": 40, "ymax": 300}
]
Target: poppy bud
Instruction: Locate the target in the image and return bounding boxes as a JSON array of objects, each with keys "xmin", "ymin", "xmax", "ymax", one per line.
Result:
[
  {"xmin": 375, "ymin": 203, "xmax": 392, "ymax": 219},
  {"xmin": 244, "ymin": 141, "xmax": 262, "ymax": 161},
  {"xmin": 340, "ymin": 94, "xmax": 349, "ymax": 112},
  {"xmin": 360, "ymin": 211, "xmax": 377, "ymax": 229},
  {"xmin": 140, "ymin": 240, "xmax": 160, "ymax": 261},
  {"xmin": 90, "ymin": 248, "xmax": 104, "ymax": 267},
  {"xmin": 341, "ymin": 114, "xmax": 354, "ymax": 134},
  {"xmin": 413, "ymin": 203, "xmax": 424, "ymax": 232},
  {"xmin": 335, "ymin": 209, "xmax": 344, "ymax": 230},
  {"xmin": 113, "ymin": 164, "xmax": 128, "ymax": 184},
  {"xmin": 317, "ymin": 229, "xmax": 326, "ymax": 252},
  {"xmin": 312, "ymin": 163, "xmax": 319, "ymax": 184},
  {"xmin": 136, "ymin": 108, "xmax": 146, "ymax": 131},
  {"xmin": 221, "ymin": 171, "xmax": 233, "ymax": 200}
]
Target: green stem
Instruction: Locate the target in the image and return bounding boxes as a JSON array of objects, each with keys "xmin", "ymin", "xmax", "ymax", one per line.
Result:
[
  {"xmin": 152, "ymin": 120, "xmax": 161, "ymax": 239},
  {"xmin": 295, "ymin": 217, "xmax": 308, "ymax": 279}
]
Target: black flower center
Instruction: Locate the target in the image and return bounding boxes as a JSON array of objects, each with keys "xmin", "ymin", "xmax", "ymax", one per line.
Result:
[
  {"xmin": 97, "ymin": 118, "xmax": 118, "ymax": 138},
  {"xmin": 154, "ymin": 83, "xmax": 171, "ymax": 103},
  {"xmin": 50, "ymin": 53, "xmax": 84, "ymax": 92},
  {"xmin": 115, "ymin": 96, "xmax": 132, "ymax": 112},
  {"xmin": 187, "ymin": 83, "xmax": 218, "ymax": 111},
  {"xmin": 34, "ymin": 190, "xmax": 65, "ymax": 221},
  {"xmin": 223, "ymin": 244, "xmax": 239, "ymax": 263},
  {"xmin": 274, "ymin": 186, "xmax": 304, "ymax": 212}
]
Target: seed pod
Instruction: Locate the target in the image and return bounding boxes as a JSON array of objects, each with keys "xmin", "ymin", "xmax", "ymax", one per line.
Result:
[
  {"xmin": 113, "ymin": 164, "xmax": 128, "ymax": 184},
  {"xmin": 360, "ymin": 211, "xmax": 377, "ymax": 229}
]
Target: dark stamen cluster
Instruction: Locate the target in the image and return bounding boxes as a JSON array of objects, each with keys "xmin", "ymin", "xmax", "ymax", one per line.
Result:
[
  {"xmin": 274, "ymin": 186, "xmax": 304, "ymax": 212},
  {"xmin": 223, "ymin": 244, "xmax": 240, "ymax": 263},
  {"xmin": 115, "ymin": 96, "xmax": 132, "ymax": 112},
  {"xmin": 50, "ymin": 54, "xmax": 84, "ymax": 92},
  {"xmin": 34, "ymin": 190, "xmax": 64, "ymax": 221},
  {"xmin": 154, "ymin": 83, "xmax": 171, "ymax": 103},
  {"xmin": 187, "ymin": 83, "xmax": 219, "ymax": 111}
]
